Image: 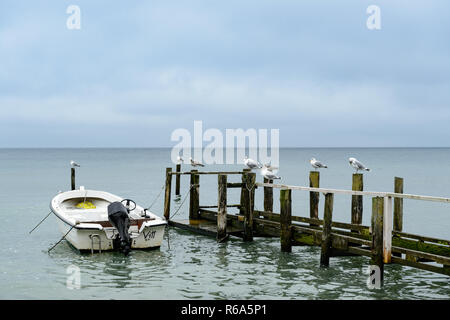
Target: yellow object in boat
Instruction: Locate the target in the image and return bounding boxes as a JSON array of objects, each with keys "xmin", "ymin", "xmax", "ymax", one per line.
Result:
[{"xmin": 75, "ymin": 201, "xmax": 96, "ymax": 209}]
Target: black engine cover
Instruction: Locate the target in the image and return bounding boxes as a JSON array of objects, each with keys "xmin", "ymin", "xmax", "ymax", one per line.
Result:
[{"xmin": 107, "ymin": 202, "xmax": 131, "ymax": 255}]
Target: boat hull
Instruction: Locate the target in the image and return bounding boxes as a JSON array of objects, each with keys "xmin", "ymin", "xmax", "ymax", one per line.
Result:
[{"xmin": 56, "ymin": 218, "xmax": 166, "ymax": 252}]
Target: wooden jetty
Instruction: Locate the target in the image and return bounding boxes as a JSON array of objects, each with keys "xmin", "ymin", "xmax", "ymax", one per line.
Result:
[{"xmin": 163, "ymin": 168, "xmax": 450, "ymax": 286}]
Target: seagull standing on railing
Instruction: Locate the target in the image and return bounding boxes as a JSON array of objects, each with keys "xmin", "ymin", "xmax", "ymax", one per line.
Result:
[
  {"xmin": 189, "ymin": 157, "xmax": 205, "ymax": 167},
  {"xmin": 244, "ymin": 156, "xmax": 262, "ymax": 170},
  {"xmin": 349, "ymin": 157, "xmax": 370, "ymax": 173},
  {"xmin": 261, "ymin": 164, "xmax": 281, "ymax": 180},
  {"xmin": 70, "ymin": 160, "xmax": 80, "ymax": 168},
  {"xmin": 310, "ymin": 158, "xmax": 327, "ymax": 171}
]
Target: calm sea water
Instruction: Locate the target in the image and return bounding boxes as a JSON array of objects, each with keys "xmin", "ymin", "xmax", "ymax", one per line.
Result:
[{"xmin": 0, "ymin": 148, "xmax": 448, "ymax": 299}]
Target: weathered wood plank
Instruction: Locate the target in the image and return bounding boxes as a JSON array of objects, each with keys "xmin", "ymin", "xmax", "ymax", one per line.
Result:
[
  {"xmin": 392, "ymin": 236, "xmax": 450, "ymax": 257},
  {"xmin": 256, "ymin": 182, "xmax": 450, "ymax": 203},
  {"xmin": 391, "ymin": 246, "xmax": 450, "ymax": 265},
  {"xmin": 255, "ymin": 210, "xmax": 370, "ymax": 232},
  {"xmin": 391, "ymin": 256, "xmax": 450, "ymax": 276},
  {"xmin": 199, "ymin": 204, "xmax": 240, "ymax": 209},
  {"xmin": 392, "ymin": 231, "xmax": 450, "ymax": 247},
  {"xmin": 227, "ymin": 182, "xmax": 244, "ymax": 188},
  {"xmin": 171, "ymin": 171, "xmax": 245, "ymax": 175}
]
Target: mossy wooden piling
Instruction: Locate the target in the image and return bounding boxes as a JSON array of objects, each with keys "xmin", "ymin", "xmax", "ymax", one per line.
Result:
[
  {"xmin": 320, "ymin": 193, "xmax": 334, "ymax": 267},
  {"xmin": 351, "ymin": 173, "xmax": 363, "ymax": 226},
  {"xmin": 392, "ymin": 177, "xmax": 404, "ymax": 257},
  {"xmin": 71, "ymin": 168, "xmax": 76, "ymax": 190},
  {"xmin": 242, "ymin": 171, "xmax": 256, "ymax": 242},
  {"xmin": 394, "ymin": 177, "xmax": 404, "ymax": 232},
  {"xmin": 163, "ymin": 167, "xmax": 172, "ymax": 220},
  {"xmin": 217, "ymin": 174, "xmax": 228, "ymax": 242},
  {"xmin": 240, "ymin": 169, "xmax": 251, "ymax": 215},
  {"xmin": 264, "ymin": 178, "xmax": 273, "ymax": 212},
  {"xmin": 189, "ymin": 170, "xmax": 200, "ymax": 220},
  {"xmin": 309, "ymin": 171, "xmax": 320, "ymax": 220},
  {"xmin": 371, "ymin": 197, "xmax": 384, "ymax": 284},
  {"xmin": 280, "ymin": 189, "xmax": 292, "ymax": 252},
  {"xmin": 175, "ymin": 164, "xmax": 181, "ymax": 196}
]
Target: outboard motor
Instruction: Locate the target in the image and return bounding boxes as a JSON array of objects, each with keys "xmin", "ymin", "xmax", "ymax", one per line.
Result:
[{"xmin": 107, "ymin": 201, "xmax": 131, "ymax": 255}]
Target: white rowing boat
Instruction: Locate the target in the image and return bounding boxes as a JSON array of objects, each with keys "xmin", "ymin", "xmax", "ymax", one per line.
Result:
[{"xmin": 50, "ymin": 186, "xmax": 166, "ymax": 254}]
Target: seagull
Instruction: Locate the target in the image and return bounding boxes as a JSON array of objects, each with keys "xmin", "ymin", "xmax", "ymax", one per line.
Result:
[
  {"xmin": 189, "ymin": 157, "xmax": 205, "ymax": 167},
  {"xmin": 70, "ymin": 160, "xmax": 80, "ymax": 168},
  {"xmin": 261, "ymin": 164, "xmax": 281, "ymax": 180},
  {"xmin": 244, "ymin": 156, "xmax": 262, "ymax": 170},
  {"xmin": 349, "ymin": 157, "xmax": 370, "ymax": 173},
  {"xmin": 177, "ymin": 156, "xmax": 184, "ymax": 164},
  {"xmin": 310, "ymin": 158, "xmax": 328, "ymax": 170},
  {"xmin": 264, "ymin": 161, "xmax": 278, "ymax": 171}
]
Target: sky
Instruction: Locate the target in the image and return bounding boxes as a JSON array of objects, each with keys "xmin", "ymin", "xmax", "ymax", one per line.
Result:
[{"xmin": 0, "ymin": 0, "xmax": 449, "ymax": 147}]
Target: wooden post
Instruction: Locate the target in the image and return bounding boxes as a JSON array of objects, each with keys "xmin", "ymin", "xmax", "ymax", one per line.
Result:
[
  {"xmin": 309, "ymin": 171, "xmax": 320, "ymax": 224},
  {"xmin": 393, "ymin": 177, "xmax": 403, "ymax": 258},
  {"xmin": 351, "ymin": 173, "xmax": 363, "ymax": 226},
  {"xmin": 163, "ymin": 167, "xmax": 172, "ymax": 221},
  {"xmin": 383, "ymin": 196, "xmax": 393, "ymax": 263},
  {"xmin": 71, "ymin": 168, "xmax": 75, "ymax": 190},
  {"xmin": 175, "ymin": 164, "xmax": 181, "ymax": 196},
  {"xmin": 280, "ymin": 189, "xmax": 292, "ymax": 252},
  {"xmin": 189, "ymin": 170, "xmax": 200, "ymax": 220},
  {"xmin": 320, "ymin": 193, "xmax": 334, "ymax": 267},
  {"xmin": 371, "ymin": 197, "xmax": 384, "ymax": 285},
  {"xmin": 394, "ymin": 177, "xmax": 403, "ymax": 232},
  {"xmin": 217, "ymin": 174, "xmax": 228, "ymax": 242},
  {"xmin": 240, "ymin": 168, "xmax": 251, "ymax": 215},
  {"xmin": 263, "ymin": 178, "xmax": 273, "ymax": 212},
  {"xmin": 243, "ymin": 171, "xmax": 256, "ymax": 241}
]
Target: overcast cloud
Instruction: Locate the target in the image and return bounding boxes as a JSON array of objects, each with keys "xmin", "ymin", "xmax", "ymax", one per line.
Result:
[{"xmin": 0, "ymin": 0, "xmax": 449, "ymax": 147}]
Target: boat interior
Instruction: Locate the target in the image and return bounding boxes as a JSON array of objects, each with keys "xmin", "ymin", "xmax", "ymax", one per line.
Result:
[{"xmin": 60, "ymin": 197, "xmax": 155, "ymax": 227}]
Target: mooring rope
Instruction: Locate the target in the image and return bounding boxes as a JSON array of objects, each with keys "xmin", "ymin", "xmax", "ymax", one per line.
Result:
[
  {"xmin": 48, "ymin": 225, "xmax": 75, "ymax": 253},
  {"xmin": 29, "ymin": 211, "xmax": 53, "ymax": 234},
  {"xmin": 145, "ymin": 184, "xmax": 165, "ymax": 210},
  {"xmin": 169, "ymin": 184, "xmax": 193, "ymax": 220},
  {"xmin": 246, "ymin": 179, "xmax": 257, "ymax": 213}
]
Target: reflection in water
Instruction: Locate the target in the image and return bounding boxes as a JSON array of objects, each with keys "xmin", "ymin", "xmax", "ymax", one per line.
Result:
[
  {"xmin": 39, "ymin": 226, "xmax": 450, "ymax": 300},
  {"xmin": 102, "ymin": 254, "xmax": 133, "ymax": 289}
]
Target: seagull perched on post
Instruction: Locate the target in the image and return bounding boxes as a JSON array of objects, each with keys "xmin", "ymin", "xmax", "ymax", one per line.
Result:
[
  {"xmin": 189, "ymin": 157, "xmax": 205, "ymax": 167},
  {"xmin": 70, "ymin": 160, "xmax": 80, "ymax": 168},
  {"xmin": 177, "ymin": 156, "xmax": 184, "ymax": 164},
  {"xmin": 349, "ymin": 157, "xmax": 370, "ymax": 173},
  {"xmin": 264, "ymin": 161, "xmax": 278, "ymax": 171},
  {"xmin": 261, "ymin": 164, "xmax": 281, "ymax": 180},
  {"xmin": 310, "ymin": 158, "xmax": 327, "ymax": 171},
  {"xmin": 243, "ymin": 156, "xmax": 262, "ymax": 170}
]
